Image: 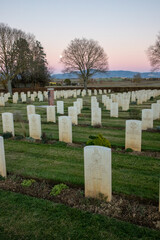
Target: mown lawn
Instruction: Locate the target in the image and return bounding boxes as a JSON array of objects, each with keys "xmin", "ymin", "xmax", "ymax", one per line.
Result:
[
  {"xmin": 4, "ymin": 139, "xmax": 160, "ymax": 200},
  {"xmin": 0, "ymin": 190, "xmax": 160, "ymax": 240},
  {"xmin": 0, "ymin": 93, "xmax": 160, "ymax": 239}
]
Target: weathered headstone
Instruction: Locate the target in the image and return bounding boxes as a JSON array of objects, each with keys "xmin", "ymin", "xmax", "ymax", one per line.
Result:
[
  {"xmin": 68, "ymin": 106, "xmax": 78, "ymax": 125},
  {"xmin": 47, "ymin": 106, "xmax": 56, "ymax": 122},
  {"xmin": 110, "ymin": 102, "xmax": 118, "ymax": 118},
  {"xmin": 0, "ymin": 97, "xmax": 5, "ymax": 106},
  {"xmin": 27, "ymin": 105, "xmax": 35, "ymax": 119},
  {"xmin": 142, "ymin": 109, "xmax": 153, "ymax": 130},
  {"xmin": 125, "ymin": 120, "xmax": 142, "ymax": 151},
  {"xmin": 28, "ymin": 114, "xmax": 41, "ymax": 139},
  {"xmin": 0, "ymin": 137, "xmax": 6, "ymax": 178},
  {"xmin": 58, "ymin": 116, "xmax": 72, "ymax": 143},
  {"xmin": 151, "ymin": 103, "xmax": 160, "ymax": 120},
  {"xmin": 84, "ymin": 146, "xmax": 112, "ymax": 201},
  {"xmin": 57, "ymin": 101, "xmax": 64, "ymax": 114},
  {"xmin": 91, "ymin": 108, "xmax": 101, "ymax": 126},
  {"xmin": 2, "ymin": 112, "xmax": 14, "ymax": 136}
]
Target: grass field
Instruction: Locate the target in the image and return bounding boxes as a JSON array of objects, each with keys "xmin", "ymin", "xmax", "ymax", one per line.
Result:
[{"xmin": 0, "ymin": 93, "xmax": 160, "ymax": 239}]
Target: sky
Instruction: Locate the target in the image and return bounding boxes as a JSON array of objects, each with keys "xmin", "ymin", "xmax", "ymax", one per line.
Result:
[{"xmin": 1, "ymin": 0, "xmax": 160, "ymax": 73}]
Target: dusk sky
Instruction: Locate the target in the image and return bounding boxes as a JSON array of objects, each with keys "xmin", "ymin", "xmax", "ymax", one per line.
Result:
[{"xmin": 1, "ymin": 0, "xmax": 160, "ymax": 73}]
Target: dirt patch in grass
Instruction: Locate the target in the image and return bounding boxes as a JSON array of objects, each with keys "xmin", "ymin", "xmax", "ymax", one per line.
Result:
[{"xmin": 0, "ymin": 173, "xmax": 159, "ymax": 230}]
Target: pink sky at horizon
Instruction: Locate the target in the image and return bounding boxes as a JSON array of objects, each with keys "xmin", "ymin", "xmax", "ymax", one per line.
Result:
[{"xmin": 1, "ymin": 0, "xmax": 160, "ymax": 73}]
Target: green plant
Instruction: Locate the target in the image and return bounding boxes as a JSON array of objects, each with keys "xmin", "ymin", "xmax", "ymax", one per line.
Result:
[
  {"xmin": 0, "ymin": 175, "xmax": 5, "ymax": 181},
  {"xmin": 14, "ymin": 135, "xmax": 24, "ymax": 140},
  {"xmin": 64, "ymin": 78, "xmax": 71, "ymax": 85},
  {"xmin": 25, "ymin": 137, "xmax": 35, "ymax": 142},
  {"xmin": 2, "ymin": 132, "xmax": 13, "ymax": 139},
  {"xmin": 21, "ymin": 179, "xmax": 36, "ymax": 187},
  {"xmin": 50, "ymin": 183, "xmax": 69, "ymax": 196},
  {"xmin": 125, "ymin": 148, "xmax": 133, "ymax": 152},
  {"xmin": 86, "ymin": 134, "xmax": 111, "ymax": 148}
]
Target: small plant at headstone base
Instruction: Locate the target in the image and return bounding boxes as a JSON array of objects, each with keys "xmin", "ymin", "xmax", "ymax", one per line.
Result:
[
  {"xmin": 0, "ymin": 175, "xmax": 5, "ymax": 181},
  {"xmin": 156, "ymin": 126, "xmax": 160, "ymax": 131},
  {"xmin": 14, "ymin": 135, "xmax": 24, "ymax": 140},
  {"xmin": 2, "ymin": 132, "xmax": 13, "ymax": 139},
  {"xmin": 125, "ymin": 148, "xmax": 133, "ymax": 152},
  {"xmin": 50, "ymin": 183, "xmax": 69, "ymax": 196},
  {"xmin": 25, "ymin": 137, "xmax": 36, "ymax": 142},
  {"xmin": 7, "ymin": 99, "xmax": 12, "ymax": 103},
  {"xmin": 21, "ymin": 179, "xmax": 36, "ymax": 187},
  {"xmin": 41, "ymin": 132, "xmax": 48, "ymax": 144},
  {"xmin": 86, "ymin": 134, "xmax": 111, "ymax": 148},
  {"xmin": 116, "ymin": 147, "xmax": 122, "ymax": 152}
]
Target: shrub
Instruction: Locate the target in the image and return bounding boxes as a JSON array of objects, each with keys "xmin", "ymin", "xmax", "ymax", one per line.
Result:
[
  {"xmin": 21, "ymin": 179, "xmax": 36, "ymax": 187},
  {"xmin": 86, "ymin": 134, "xmax": 111, "ymax": 148},
  {"xmin": 125, "ymin": 148, "xmax": 133, "ymax": 152},
  {"xmin": 0, "ymin": 175, "xmax": 5, "ymax": 181},
  {"xmin": 2, "ymin": 132, "xmax": 13, "ymax": 139},
  {"xmin": 64, "ymin": 79, "xmax": 71, "ymax": 85},
  {"xmin": 50, "ymin": 183, "xmax": 69, "ymax": 196}
]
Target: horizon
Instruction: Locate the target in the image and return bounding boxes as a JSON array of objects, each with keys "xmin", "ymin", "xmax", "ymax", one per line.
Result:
[{"xmin": 1, "ymin": 0, "xmax": 160, "ymax": 73}]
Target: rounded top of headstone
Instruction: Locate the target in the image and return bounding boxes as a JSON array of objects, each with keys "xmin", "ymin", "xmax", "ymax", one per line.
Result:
[{"xmin": 84, "ymin": 145, "xmax": 111, "ymax": 152}]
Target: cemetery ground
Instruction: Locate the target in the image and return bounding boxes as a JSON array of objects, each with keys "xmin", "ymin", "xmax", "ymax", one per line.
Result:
[{"xmin": 0, "ymin": 94, "xmax": 160, "ymax": 239}]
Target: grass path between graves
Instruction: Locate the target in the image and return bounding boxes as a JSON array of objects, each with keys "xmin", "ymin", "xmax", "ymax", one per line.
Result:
[
  {"xmin": 4, "ymin": 139, "xmax": 160, "ymax": 200},
  {"xmin": 0, "ymin": 189, "xmax": 160, "ymax": 240}
]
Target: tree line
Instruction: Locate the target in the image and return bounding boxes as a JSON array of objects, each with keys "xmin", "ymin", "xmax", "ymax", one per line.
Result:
[
  {"xmin": 0, "ymin": 23, "xmax": 50, "ymax": 94},
  {"xmin": 1, "ymin": 22, "xmax": 160, "ymax": 93}
]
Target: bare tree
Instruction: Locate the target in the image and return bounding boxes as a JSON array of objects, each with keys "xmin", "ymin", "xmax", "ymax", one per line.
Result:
[
  {"xmin": 60, "ymin": 38, "xmax": 108, "ymax": 90},
  {"xmin": 147, "ymin": 32, "xmax": 160, "ymax": 71}
]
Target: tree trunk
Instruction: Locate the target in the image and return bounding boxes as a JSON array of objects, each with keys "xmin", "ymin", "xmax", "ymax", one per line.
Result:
[
  {"xmin": 84, "ymin": 78, "xmax": 88, "ymax": 91},
  {"xmin": 7, "ymin": 80, "xmax": 12, "ymax": 95}
]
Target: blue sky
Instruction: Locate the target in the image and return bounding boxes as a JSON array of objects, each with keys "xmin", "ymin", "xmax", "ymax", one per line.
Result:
[{"xmin": 1, "ymin": 0, "xmax": 160, "ymax": 72}]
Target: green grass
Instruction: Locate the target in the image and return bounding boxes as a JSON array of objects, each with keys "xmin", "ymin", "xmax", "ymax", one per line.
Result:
[
  {"xmin": 0, "ymin": 95, "xmax": 159, "ymax": 151},
  {"xmin": 0, "ymin": 94, "xmax": 160, "ymax": 239},
  {"xmin": 0, "ymin": 190, "xmax": 160, "ymax": 240},
  {"xmin": 4, "ymin": 139, "xmax": 160, "ymax": 200}
]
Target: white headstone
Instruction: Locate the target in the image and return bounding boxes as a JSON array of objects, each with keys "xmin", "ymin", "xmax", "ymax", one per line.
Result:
[
  {"xmin": 142, "ymin": 109, "xmax": 153, "ymax": 130},
  {"xmin": 125, "ymin": 120, "xmax": 142, "ymax": 151},
  {"xmin": 2, "ymin": 112, "xmax": 14, "ymax": 136},
  {"xmin": 27, "ymin": 105, "xmax": 35, "ymax": 119},
  {"xmin": 28, "ymin": 114, "xmax": 41, "ymax": 139},
  {"xmin": 110, "ymin": 102, "xmax": 118, "ymax": 118},
  {"xmin": 91, "ymin": 108, "xmax": 101, "ymax": 126},
  {"xmin": 47, "ymin": 106, "xmax": 56, "ymax": 122},
  {"xmin": 151, "ymin": 103, "xmax": 160, "ymax": 120},
  {"xmin": 0, "ymin": 137, "xmax": 6, "ymax": 178},
  {"xmin": 84, "ymin": 146, "xmax": 112, "ymax": 202},
  {"xmin": 68, "ymin": 106, "xmax": 78, "ymax": 125},
  {"xmin": 57, "ymin": 101, "xmax": 64, "ymax": 114},
  {"xmin": 58, "ymin": 116, "xmax": 72, "ymax": 143},
  {"xmin": 0, "ymin": 97, "xmax": 5, "ymax": 106}
]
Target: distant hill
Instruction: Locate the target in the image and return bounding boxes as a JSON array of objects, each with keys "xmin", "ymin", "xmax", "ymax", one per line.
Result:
[{"xmin": 52, "ymin": 71, "xmax": 160, "ymax": 79}]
